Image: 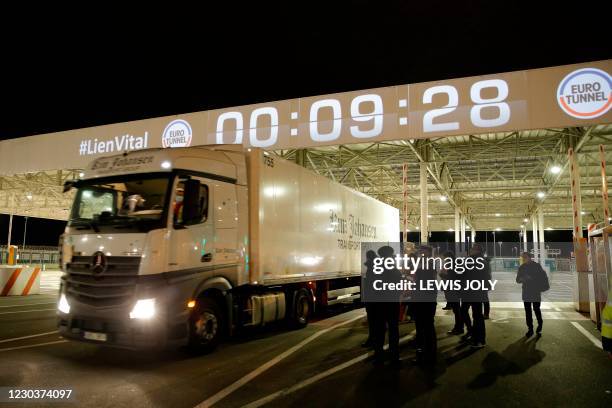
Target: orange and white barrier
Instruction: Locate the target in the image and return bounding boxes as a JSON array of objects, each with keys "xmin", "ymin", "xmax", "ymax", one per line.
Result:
[{"xmin": 0, "ymin": 266, "xmax": 41, "ymax": 296}]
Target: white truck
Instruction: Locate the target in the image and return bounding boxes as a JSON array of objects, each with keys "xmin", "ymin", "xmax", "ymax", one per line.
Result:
[{"xmin": 58, "ymin": 146, "xmax": 398, "ymax": 350}]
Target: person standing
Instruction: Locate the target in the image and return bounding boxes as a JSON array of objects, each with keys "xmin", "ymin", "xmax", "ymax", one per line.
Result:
[
  {"xmin": 412, "ymin": 245, "xmax": 438, "ymax": 364},
  {"xmin": 601, "ymin": 289, "xmax": 612, "ymax": 358},
  {"xmin": 361, "ymin": 249, "xmax": 377, "ymax": 348},
  {"xmin": 462, "ymin": 243, "xmax": 488, "ymax": 349},
  {"xmin": 516, "ymin": 251, "xmax": 549, "ymax": 337},
  {"xmin": 440, "ymin": 250, "xmax": 463, "ymax": 335},
  {"xmin": 371, "ymin": 246, "xmax": 402, "ymax": 367}
]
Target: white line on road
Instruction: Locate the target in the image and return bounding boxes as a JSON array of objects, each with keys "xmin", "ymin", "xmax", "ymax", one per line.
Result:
[
  {"xmin": 0, "ymin": 340, "xmax": 68, "ymax": 352},
  {"xmin": 0, "ymin": 302, "xmax": 56, "ymax": 308},
  {"xmin": 0, "ymin": 308, "xmax": 56, "ymax": 315},
  {"xmin": 570, "ymin": 321, "xmax": 603, "ymax": 348},
  {"xmin": 195, "ymin": 312, "xmax": 366, "ymax": 408},
  {"xmin": 243, "ymin": 331, "xmax": 416, "ymax": 408},
  {"xmin": 0, "ymin": 331, "xmax": 59, "ymax": 343}
]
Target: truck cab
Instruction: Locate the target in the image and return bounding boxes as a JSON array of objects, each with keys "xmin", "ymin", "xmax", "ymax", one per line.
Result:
[{"xmin": 58, "ymin": 147, "xmax": 248, "ymax": 350}]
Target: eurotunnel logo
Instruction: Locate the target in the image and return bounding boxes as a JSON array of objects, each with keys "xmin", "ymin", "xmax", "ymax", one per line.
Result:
[
  {"xmin": 557, "ymin": 68, "xmax": 612, "ymax": 119},
  {"xmin": 162, "ymin": 119, "xmax": 192, "ymax": 148},
  {"xmin": 91, "ymin": 251, "xmax": 108, "ymax": 277}
]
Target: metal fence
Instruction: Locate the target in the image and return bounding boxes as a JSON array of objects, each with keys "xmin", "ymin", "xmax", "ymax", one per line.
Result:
[
  {"xmin": 490, "ymin": 257, "xmax": 573, "ymax": 273},
  {"xmin": 0, "ymin": 245, "xmax": 60, "ymax": 268}
]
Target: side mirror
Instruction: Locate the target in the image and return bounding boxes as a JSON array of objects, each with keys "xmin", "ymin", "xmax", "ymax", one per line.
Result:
[
  {"xmin": 182, "ymin": 179, "xmax": 201, "ymax": 225},
  {"xmin": 63, "ymin": 180, "xmax": 75, "ymax": 193}
]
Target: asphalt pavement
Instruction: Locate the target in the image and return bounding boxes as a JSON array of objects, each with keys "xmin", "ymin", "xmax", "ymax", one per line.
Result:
[{"xmin": 0, "ymin": 271, "xmax": 610, "ymax": 408}]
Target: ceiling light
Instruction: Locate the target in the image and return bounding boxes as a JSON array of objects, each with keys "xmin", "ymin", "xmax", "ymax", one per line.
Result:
[
  {"xmin": 523, "ymin": 218, "xmax": 529, "ymax": 222},
  {"xmin": 537, "ymin": 191, "xmax": 545, "ymax": 198},
  {"xmin": 550, "ymin": 165, "xmax": 561, "ymax": 174},
  {"xmin": 427, "ymin": 215, "xmax": 432, "ymax": 218},
  {"xmin": 440, "ymin": 196, "xmax": 447, "ymax": 202},
  {"xmin": 495, "ymin": 213, "xmax": 500, "ymax": 217},
  {"xmin": 495, "ymin": 227, "xmax": 501, "ymax": 231}
]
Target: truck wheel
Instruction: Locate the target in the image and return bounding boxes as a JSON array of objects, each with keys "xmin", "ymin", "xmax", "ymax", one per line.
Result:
[
  {"xmin": 289, "ymin": 288, "xmax": 311, "ymax": 329},
  {"xmin": 189, "ymin": 298, "xmax": 224, "ymax": 353}
]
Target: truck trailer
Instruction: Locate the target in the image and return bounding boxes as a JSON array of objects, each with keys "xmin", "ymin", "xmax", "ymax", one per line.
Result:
[{"xmin": 57, "ymin": 146, "xmax": 399, "ymax": 351}]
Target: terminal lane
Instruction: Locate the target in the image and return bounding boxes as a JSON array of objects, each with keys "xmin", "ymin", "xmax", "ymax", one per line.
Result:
[{"xmin": 0, "ymin": 270, "xmax": 608, "ymax": 408}]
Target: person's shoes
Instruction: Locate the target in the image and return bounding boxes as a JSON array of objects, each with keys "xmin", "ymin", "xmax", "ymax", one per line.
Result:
[
  {"xmin": 361, "ymin": 339, "xmax": 374, "ymax": 348},
  {"xmin": 526, "ymin": 329, "xmax": 534, "ymax": 338},
  {"xmin": 536, "ymin": 323, "xmax": 543, "ymax": 334},
  {"xmin": 442, "ymin": 304, "xmax": 452, "ymax": 310},
  {"xmin": 411, "ymin": 350, "xmax": 425, "ymax": 365},
  {"xmin": 483, "ymin": 314, "xmax": 490, "ymax": 320},
  {"xmin": 460, "ymin": 333, "xmax": 472, "ymax": 342},
  {"xmin": 470, "ymin": 341, "xmax": 486, "ymax": 349},
  {"xmin": 447, "ymin": 329, "xmax": 464, "ymax": 335}
]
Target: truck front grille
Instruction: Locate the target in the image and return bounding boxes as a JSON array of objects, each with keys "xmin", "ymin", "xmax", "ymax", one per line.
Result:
[{"xmin": 66, "ymin": 255, "xmax": 141, "ymax": 307}]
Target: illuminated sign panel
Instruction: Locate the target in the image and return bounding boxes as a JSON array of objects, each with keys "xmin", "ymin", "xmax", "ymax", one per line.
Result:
[{"xmin": 0, "ymin": 60, "xmax": 610, "ymax": 175}]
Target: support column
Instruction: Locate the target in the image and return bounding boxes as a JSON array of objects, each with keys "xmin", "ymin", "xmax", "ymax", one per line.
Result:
[
  {"xmin": 402, "ymin": 163, "xmax": 409, "ymax": 243},
  {"xmin": 599, "ymin": 145, "xmax": 610, "ymax": 225},
  {"xmin": 7, "ymin": 213, "xmax": 13, "ymax": 249},
  {"xmin": 522, "ymin": 225, "xmax": 528, "ymax": 253},
  {"xmin": 460, "ymin": 215, "xmax": 466, "ymax": 252},
  {"xmin": 532, "ymin": 215, "xmax": 539, "ymax": 262},
  {"xmin": 569, "ymin": 147, "xmax": 588, "ymax": 312},
  {"xmin": 295, "ymin": 149, "xmax": 306, "ymax": 167},
  {"xmin": 420, "ymin": 162, "xmax": 428, "ymax": 243},
  {"xmin": 454, "ymin": 207, "xmax": 460, "ymax": 243},
  {"xmin": 471, "ymin": 228, "xmax": 476, "ymax": 244},
  {"xmin": 538, "ymin": 207, "xmax": 546, "ymax": 268}
]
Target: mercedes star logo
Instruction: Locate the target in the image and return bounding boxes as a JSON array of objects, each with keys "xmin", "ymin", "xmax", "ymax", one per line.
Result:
[{"xmin": 91, "ymin": 251, "xmax": 108, "ymax": 276}]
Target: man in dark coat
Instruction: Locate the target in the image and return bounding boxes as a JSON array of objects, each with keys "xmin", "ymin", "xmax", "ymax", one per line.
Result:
[
  {"xmin": 411, "ymin": 245, "xmax": 438, "ymax": 364},
  {"xmin": 361, "ymin": 249, "xmax": 378, "ymax": 347},
  {"xmin": 460, "ymin": 243, "xmax": 488, "ymax": 349},
  {"xmin": 516, "ymin": 251, "xmax": 549, "ymax": 337},
  {"xmin": 371, "ymin": 245, "xmax": 402, "ymax": 366},
  {"xmin": 440, "ymin": 250, "xmax": 463, "ymax": 335}
]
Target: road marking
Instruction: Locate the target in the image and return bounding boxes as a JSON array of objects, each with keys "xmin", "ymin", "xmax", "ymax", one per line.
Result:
[
  {"xmin": 195, "ymin": 312, "xmax": 366, "ymax": 408},
  {"xmin": 570, "ymin": 321, "xmax": 602, "ymax": 348},
  {"xmin": 0, "ymin": 308, "xmax": 56, "ymax": 315},
  {"xmin": 0, "ymin": 302, "xmax": 56, "ymax": 308},
  {"xmin": 243, "ymin": 331, "xmax": 416, "ymax": 408},
  {"xmin": 0, "ymin": 340, "xmax": 67, "ymax": 352},
  {"xmin": 0, "ymin": 331, "xmax": 59, "ymax": 343}
]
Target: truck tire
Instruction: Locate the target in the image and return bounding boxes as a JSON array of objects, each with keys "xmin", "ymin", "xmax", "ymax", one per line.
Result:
[
  {"xmin": 188, "ymin": 297, "xmax": 224, "ymax": 353},
  {"xmin": 288, "ymin": 288, "xmax": 311, "ymax": 329}
]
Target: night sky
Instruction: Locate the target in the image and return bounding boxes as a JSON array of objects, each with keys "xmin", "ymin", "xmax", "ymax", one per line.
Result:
[{"xmin": 1, "ymin": 1, "xmax": 609, "ymax": 245}]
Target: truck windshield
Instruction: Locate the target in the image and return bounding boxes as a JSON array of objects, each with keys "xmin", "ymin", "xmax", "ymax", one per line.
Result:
[{"xmin": 68, "ymin": 174, "xmax": 170, "ymax": 232}]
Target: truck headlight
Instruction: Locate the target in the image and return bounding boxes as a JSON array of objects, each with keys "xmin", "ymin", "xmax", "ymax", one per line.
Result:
[
  {"xmin": 129, "ymin": 298, "xmax": 156, "ymax": 319},
  {"xmin": 58, "ymin": 293, "xmax": 71, "ymax": 314}
]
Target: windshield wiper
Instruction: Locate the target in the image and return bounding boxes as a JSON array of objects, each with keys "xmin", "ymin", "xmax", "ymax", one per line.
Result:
[{"xmin": 71, "ymin": 218, "xmax": 100, "ymax": 233}]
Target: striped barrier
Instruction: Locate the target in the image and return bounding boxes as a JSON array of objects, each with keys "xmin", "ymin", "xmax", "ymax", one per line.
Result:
[{"xmin": 0, "ymin": 266, "xmax": 41, "ymax": 296}]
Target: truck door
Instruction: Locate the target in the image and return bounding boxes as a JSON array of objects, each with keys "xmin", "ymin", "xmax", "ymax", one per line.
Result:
[
  {"xmin": 212, "ymin": 181, "xmax": 238, "ymax": 267},
  {"xmin": 168, "ymin": 175, "xmax": 215, "ymax": 272}
]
